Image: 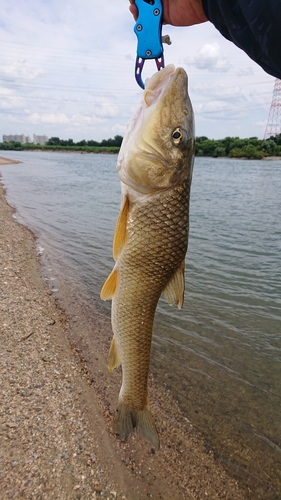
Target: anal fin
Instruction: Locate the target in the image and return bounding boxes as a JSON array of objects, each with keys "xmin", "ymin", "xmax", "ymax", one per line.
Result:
[
  {"xmin": 100, "ymin": 268, "xmax": 117, "ymax": 300},
  {"xmin": 108, "ymin": 336, "xmax": 121, "ymax": 372},
  {"xmin": 113, "ymin": 195, "xmax": 129, "ymax": 261},
  {"xmin": 163, "ymin": 260, "xmax": 185, "ymax": 309}
]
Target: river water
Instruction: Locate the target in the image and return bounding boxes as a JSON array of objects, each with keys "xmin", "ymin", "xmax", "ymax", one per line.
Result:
[{"xmin": 1, "ymin": 151, "xmax": 280, "ymax": 496}]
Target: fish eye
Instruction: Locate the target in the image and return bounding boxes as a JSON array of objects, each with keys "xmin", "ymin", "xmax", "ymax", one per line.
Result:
[{"xmin": 172, "ymin": 127, "xmax": 186, "ymax": 146}]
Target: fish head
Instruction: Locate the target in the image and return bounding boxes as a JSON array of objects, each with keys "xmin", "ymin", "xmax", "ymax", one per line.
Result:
[{"xmin": 117, "ymin": 65, "xmax": 195, "ymax": 195}]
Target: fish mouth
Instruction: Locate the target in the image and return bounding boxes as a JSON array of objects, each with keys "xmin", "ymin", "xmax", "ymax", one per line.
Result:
[{"xmin": 143, "ymin": 65, "xmax": 182, "ymax": 107}]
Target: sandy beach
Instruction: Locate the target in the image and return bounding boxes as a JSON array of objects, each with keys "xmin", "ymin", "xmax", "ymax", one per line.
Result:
[
  {"xmin": 0, "ymin": 157, "xmax": 249, "ymax": 499},
  {"xmin": 0, "ymin": 156, "xmax": 22, "ymax": 165}
]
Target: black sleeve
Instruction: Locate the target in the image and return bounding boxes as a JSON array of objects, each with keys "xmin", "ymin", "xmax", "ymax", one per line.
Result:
[{"xmin": 201, "ymin": 0, "xmax": 281, "ymax": 79}]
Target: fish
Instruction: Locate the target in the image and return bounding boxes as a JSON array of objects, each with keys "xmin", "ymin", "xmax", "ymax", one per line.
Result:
[{"xmin": 100, "ymin": 64, "xmax": 195, "ymax": 449}]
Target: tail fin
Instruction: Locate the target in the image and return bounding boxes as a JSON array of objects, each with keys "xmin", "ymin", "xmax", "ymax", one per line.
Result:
[
  {"xmin": 113, "ymin": 402, "xmax": 159, "ymax": 450},
  {"xmin": 136, "ymin": 408, "xmax": 160, "ymax": 450}
]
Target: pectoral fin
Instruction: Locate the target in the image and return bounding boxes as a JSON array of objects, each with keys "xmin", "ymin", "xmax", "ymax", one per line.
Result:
[
  {"xmin": 108, "ymin": 336, "xmax": 121, "ymax": 372},
  {"xmin": 100, "ymin": 268, "xmax": 117, "ymax": 300},
  {"xmin": 163, "ymin": 260, "xmax": 185, "ymax": 309},
  {"xmin": 113, "ymin": 195, "xmax": 129, "ymax": 261}
]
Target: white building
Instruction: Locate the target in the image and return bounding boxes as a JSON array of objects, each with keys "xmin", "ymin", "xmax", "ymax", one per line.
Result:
[
  {"xmin": 2, "ymin": 134, "xmax": 31, "ymax": 144},
  {"xmin": 33, "ymin": 134, "xmax": 48, "ymax": 145}
]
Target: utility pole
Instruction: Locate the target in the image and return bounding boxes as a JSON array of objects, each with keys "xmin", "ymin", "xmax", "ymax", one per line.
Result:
[{"xmin": 264, "ymin": 79, "xmax": 281, "ymax": 139}]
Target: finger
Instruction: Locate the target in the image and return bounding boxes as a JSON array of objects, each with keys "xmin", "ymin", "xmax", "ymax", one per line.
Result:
[{"xmin": 129, "ymin": 1, "xmax": 138, "ymax": 21}]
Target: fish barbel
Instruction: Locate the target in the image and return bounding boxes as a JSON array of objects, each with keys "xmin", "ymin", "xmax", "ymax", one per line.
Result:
[{"xmin": 100, "ymin": 65, "xmax": 195, "ymax": 449}]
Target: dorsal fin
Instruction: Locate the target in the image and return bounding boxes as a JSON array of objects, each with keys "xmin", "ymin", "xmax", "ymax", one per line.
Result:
[
  {"xmin": 163, "ymin": 260, "xmax": 185, "ymax": 309},
  {"xmin": 100, "ymin": 268, "xmax": 117, "ymax": 300},
  {"xmin": 113, "ymin": 195, "xmax": 129, "ymax": 261}
]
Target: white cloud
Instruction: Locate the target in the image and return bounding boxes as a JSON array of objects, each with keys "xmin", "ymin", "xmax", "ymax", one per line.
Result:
[
  {"xmin": 192, "ymin": 82, "xmax": 243, "ymax": 99},
  {"xmin": 0, "ymin": 61, "xmax": 45, "ymax": 81},
  {"xmin": 93, "ymin": 98, "xmax": 119, "ymax": 118},
  {"xmin": 192, "ymin": 42, "xmax": 232, "ymax": 73},
  {"xmin": 254, "ymin": 120, "xmax": 267, "ymax": 128},
  {"xmin": 196, "ymin": 100, "xmax": 229, "ymax": 114},
  {"xmin": 26, "ymin": 112, "xmax": 107, "ymax": 127},
  {"xmin": 111, "ymin": 123, "xmax": 126, "ymax": 134},
  {"xmin": 0, "ymin": 87, "xmax": 26, "ymax": 109},
  {"xmin": 236, "ymin": 67, "xmax": 254, "ymax": 77},
  {"xmin": 27, "ymin": 113, "xmax": 69, "ymax": 125},
  {"xmin": 71, "ymin": 114, "xmax": 104, "ymax": 126}
]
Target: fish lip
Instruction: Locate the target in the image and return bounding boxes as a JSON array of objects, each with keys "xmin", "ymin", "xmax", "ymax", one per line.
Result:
[
  {"xmin": 145, "ymin": 64, "xmax": 177, "ymax": 92},
  {"xmin": 143, "ymin": 66, "xmax": 186, "ymax": 108}
]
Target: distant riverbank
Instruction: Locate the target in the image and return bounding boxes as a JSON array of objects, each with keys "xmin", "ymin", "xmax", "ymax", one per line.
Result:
[
  {"xmin": 0, "ymin": 145, "xmax": 120, "ymax": 154},
  {"xmin": 2, "ymin": 133, "xmax": 281, "ymax": 159}
]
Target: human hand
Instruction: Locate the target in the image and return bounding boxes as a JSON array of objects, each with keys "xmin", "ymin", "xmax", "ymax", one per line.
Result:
[{"xmin": 129, "ymin": 0, "xmax": 207, "ymax": 27}]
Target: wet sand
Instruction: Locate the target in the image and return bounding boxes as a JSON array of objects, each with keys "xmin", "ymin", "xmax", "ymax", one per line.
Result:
[
  {"xmin": 0, "ymin": 158, "xmax": 248, "ymax": 499},
  {"xmin": 0, "ymin": 156, "xmax": 22, "ymax": 165}
]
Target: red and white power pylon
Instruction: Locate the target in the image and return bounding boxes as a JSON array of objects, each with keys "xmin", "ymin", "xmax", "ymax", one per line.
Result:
[{"xmin": 264, "ymin": 79, "xmax": 281, "ymax": 139}]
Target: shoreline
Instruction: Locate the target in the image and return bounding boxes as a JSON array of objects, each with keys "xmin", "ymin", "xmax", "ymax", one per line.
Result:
[
  {"xmin": 0, "ymin": 156, "xmax": 22, "ymax": 165},
  {"xmin": 1, "ymin": 162, "xmax": 248, "ymax": 499}
]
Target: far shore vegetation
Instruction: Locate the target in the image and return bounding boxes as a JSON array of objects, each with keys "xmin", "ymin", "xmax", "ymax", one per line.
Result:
[{"xmin": 1, "ymin": 134, "xmax": 281, "ymax": 159}]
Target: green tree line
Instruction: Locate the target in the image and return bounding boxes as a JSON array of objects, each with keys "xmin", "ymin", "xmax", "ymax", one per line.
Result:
[
  {"xmin": 195, "ymin": 134, "xmax": 281, "ymax": 159},
  {"xmin": 46, "ymin": 135, "xmax": 123, "ymax": 148},
  {"xmin": 0, "ymin": 135, "xmax": 123, "ymax": 154},
  {"xmin": 1, "ymin": 134, "xmax": 281, "ymax": 159}
]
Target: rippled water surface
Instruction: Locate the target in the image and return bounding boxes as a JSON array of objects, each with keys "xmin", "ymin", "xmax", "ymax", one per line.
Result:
[{"xmin": 1, "ymin": 151, "xmax": 281, "ymax": 495}]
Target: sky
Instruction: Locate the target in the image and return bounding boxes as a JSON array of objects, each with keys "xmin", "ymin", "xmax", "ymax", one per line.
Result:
[{"xmin": 0, "ymin": 0, "xmax": 277, "ymax": 142}]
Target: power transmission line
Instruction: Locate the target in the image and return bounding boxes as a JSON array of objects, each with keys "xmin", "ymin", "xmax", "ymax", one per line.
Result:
[{"xmin": 264, "ymin": 79, "xmax": 281, "ymax": 139}]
